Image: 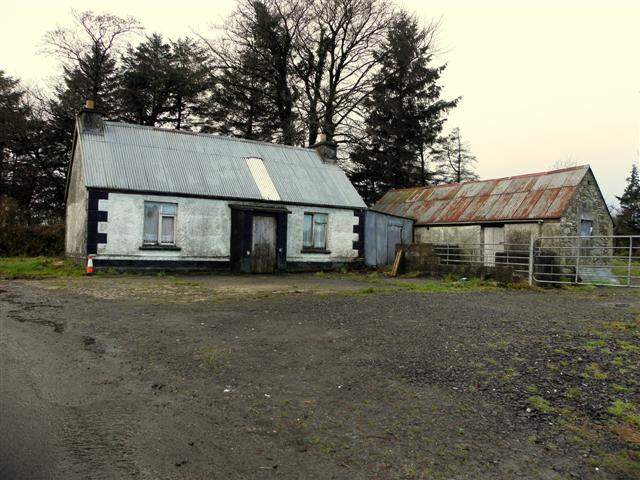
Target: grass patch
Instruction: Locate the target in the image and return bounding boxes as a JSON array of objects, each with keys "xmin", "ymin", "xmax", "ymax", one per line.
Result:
[
  {"xmin": 611, "ymin": 258, "xmax": 640, "ymax": 286},
  {"xmin": 582, "ymin": 340, "xmax": 607, "ymax": 351},
  {"xmin": 608, "ymin": 400, "xmax": 640, "ymax": 427},
  {"xmin": 582, "ymin": 362, "xmax": 608, "ymax": 380},
  {"xmin": 565, "ymin": 387, "xmax": 581, "ymax": 399},
  {"xmin": 528, "ymin": 396, "xmax": 553, "ymax": 413},
  {"xmin": 617, "ymin": 340, "xmax": 640, "ymax": 354},
  {"xmin": 398, "ymin": 278, "xmax": 499, "ymax": 293},
  {"xmin": 597, "ymin": 450, "xmax": 640, "ymax": 477},
  {"xmin": 195, "ymin": 346, "xmax": 231, "ymax": 368},
  {"xmin": 0, "ymin": 257, "xmax": 84, "ymax": 279}
]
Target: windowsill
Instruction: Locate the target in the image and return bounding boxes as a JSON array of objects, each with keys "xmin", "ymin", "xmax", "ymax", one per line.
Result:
[
  {"xmin": 301, "ymin": 247, "xmax": 331, "ymax": 254},
  {"xmin": 139, "ymin": 244, "xmax": 181, "ymax": 251}
]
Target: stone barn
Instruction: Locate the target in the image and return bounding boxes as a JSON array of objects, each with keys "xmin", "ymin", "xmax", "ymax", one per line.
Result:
[
  {"xmin": 65, "ymin": 106, "xmax": 367, "ymax": 272},
  {"xmin": 372, "ymin": 166, "xmax": 613, "ymax": 267}
]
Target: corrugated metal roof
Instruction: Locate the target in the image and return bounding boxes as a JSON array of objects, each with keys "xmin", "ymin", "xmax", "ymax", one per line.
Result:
[
  {"xmin": 76, "ymin": 120, "xmax": 366, "ymax": 209},
  {"xmin": 372, "ymin": 165, "xmax": 590, "ymax": 225}
]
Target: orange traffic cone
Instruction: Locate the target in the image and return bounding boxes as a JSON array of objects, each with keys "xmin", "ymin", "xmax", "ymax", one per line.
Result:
[{"xmin": 86, "ymin": 255, "xmax": 94, "ymax": 276}]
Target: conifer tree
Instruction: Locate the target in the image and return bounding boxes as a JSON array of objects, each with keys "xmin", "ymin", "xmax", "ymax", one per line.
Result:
[
  {"xmin": 348, "ymin": 11, "xmax": 457, "ymax": 204},
  {"xmin": 615, "ymin": 164, "xmax": 640, "ymax": 235}
]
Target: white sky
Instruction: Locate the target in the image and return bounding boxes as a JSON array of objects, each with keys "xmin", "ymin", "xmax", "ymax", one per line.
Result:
[{"xmin": 1, "ymin": 0, "xmax": 639, "ymax": 204}]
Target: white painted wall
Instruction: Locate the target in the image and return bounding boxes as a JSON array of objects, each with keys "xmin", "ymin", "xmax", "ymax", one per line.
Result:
[
  {"xmin": 65, "ymin": 148, "xmax": 88, "ymax": 259},
  {"xmin": 96, "ymin": 192, "xmax": 359, "ymax": 263},
  {"xmin": 286, "ymin": 205, "xmax": 359, "ymax": 262},
  {"xmin": 98, "ymin": 193, "xmax": 231, "ymax": 261}
]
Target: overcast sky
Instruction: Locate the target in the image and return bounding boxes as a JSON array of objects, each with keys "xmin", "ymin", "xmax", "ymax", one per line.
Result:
[{"xmin": 1, "ymin": 0, "xmax": 638, "ymax": 204}]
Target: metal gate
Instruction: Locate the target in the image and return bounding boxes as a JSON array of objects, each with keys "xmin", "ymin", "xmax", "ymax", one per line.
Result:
[
  {"xmin": 425, "ymin": 235, "xmax": 640, "ymax": 288},
  {"xmin": 532, "ymin": 235, "xmax": 640, "ymax": 287}
]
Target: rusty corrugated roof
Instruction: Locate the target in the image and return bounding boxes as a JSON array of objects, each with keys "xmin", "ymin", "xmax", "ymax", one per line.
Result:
[{"xmin": 372, "ymin": 165, "xmax": 590, "ymax": 225}]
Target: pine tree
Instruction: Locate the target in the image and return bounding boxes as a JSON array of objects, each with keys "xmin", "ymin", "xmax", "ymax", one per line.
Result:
[
  {"xmin": 117, "ymin": 35, "xmax": 210, "ymax": 129},
  {"xmin": 118, "ymin": 34, "xmax": 176, "ymax": 126},
  {"xmin": 349, "ymin": 12, "xmax": 457, "ymax": 204},
  {"xmin": 615, "ymin": 164, "xmax": 640, "ymax": 235},
  {"xmin": 169, "ymin": 38, "xmax": 210, "ymax": 130},
  {"xmin": 203, "ymin": 0, "xmax": 300, "ymax": 144}
]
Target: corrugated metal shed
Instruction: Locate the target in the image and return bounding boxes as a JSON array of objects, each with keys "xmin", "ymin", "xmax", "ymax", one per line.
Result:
[
  {"xmin": 372, "ymin": 166, "xmax": 590, "ymax": 225},
  {"xmin": 76, "ymin": 120, "xmax": 366, "ymax": 209}
]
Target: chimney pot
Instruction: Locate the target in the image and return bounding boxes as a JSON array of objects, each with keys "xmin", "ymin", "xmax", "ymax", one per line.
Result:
[
  {"xmin": 319, "ymin": 133, "xmax": 327, "ymax": 143},
  {"xmin": 85, "ymin": 99, "xmax": 95, "ymax": 110}
]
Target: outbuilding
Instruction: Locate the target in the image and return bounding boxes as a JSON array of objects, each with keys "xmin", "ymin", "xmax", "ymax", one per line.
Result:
[
  {"xmin": 65, "ymin": 106, "xmax": 366, "ymax": 272},
  {"xmin": 371, "ymin": 165, "xmax": 613, "ymax": 265}
]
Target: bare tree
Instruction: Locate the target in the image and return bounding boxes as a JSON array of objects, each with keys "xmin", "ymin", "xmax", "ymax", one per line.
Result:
[
  {"xmin": 43, "ymin": 10, "xmax": 142, "ymax": 109},
  {"xmin": 550, "ymin": 155, "xmax": 579, "ymax": 170},
  {"xmin": 433, "ymin": 127, "xmax": 478, "ymax": 183},
  {"xmin": 201, "ymin": 0, "xmax": 306, "ymax": 145},
  {"xmin": 296, "ymin": 0, "xmax": 392, "ymax": 145}
]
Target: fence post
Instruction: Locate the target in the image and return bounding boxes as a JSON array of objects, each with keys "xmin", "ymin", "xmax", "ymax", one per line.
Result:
[
  {"xmin": 575, "ymin": 237, "xmax": 581, "ymax": 284},
  {"xmin": 628, "ymin": 237, "xmax": 633, "ymax": 287},
  {"xmin": 528, "ymin": 236, "xmax": 534, "ymax": 286}
]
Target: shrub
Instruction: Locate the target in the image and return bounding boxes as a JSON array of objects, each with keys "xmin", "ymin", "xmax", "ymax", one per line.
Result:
[{"xmin": 0, "ymin": 223, "xmax": 65, "ymax": 256}]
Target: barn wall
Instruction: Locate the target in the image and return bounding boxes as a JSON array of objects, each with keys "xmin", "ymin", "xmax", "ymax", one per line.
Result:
[
  {"xmin": 415, "ymin": 225, "xmax": 482, "ymax": 244},
  {"xmin": 561, "ymin": 170, "xmax": 613, "ymax": 237},
  {"xmin": 87, "ymin": 191, "xmax": 359, "ymax": 267},
  {"xmin": 414, "ymin": 222, "xmax": 565, "ymax": 247},
  {"xmin": 65, "ymin": 147, "xmax": 88, "ymax": 260}
]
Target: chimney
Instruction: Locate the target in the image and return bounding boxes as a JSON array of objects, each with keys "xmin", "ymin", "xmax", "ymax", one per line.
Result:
[
  {"xmin": 77, "ymin": 99, "xmax": 104, "ymax": 133},
  {"xmin": 311, "ymin": 133, "xmax": 337, "ymax": 164}
]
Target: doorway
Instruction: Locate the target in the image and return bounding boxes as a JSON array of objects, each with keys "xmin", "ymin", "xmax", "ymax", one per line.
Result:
[
  {"xmin": 386, "ymin": 224, "xmax": 403, "ymax": 265},
  {"xmin": 483, "ymin": 226, "xmax": 505, "ymax": 266},
  {"xmin": 251, "ymin": 216, "xmax": 277, "ymax": 273}
]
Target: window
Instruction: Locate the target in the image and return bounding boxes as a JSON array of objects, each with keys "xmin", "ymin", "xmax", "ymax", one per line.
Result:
[
  {"xmin": 303, "ymin": 213, "xmax": 328, "ymax": 250},
  {"xmin": 580, "ymin": 219, "xmax": 593, "ymax": 237},
  {"xmin": 143, "ymin": 202, "xmax": 177, "ymax": 245}
]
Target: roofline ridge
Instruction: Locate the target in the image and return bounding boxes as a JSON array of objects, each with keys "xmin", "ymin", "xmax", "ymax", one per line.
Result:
[
  {"xmin": 102, "ymin": 120, "xmax": 318, "ymax": 154},
  {"xmin": 386, "ymin": 164, "xmax": 590, "ymax": 193}
]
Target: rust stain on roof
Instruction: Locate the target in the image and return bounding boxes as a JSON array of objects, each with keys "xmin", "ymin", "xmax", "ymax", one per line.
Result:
[{"xmin": 372, "ymin": 165, "xmax": 590, "ymax": 225}]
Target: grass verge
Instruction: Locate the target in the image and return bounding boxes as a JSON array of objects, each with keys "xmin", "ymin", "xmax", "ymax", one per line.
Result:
[{"xmin": 0, "ymin": 257, "xmax": 84, "ymax": 279}]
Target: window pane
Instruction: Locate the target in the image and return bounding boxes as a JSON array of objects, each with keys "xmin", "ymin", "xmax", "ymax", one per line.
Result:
[
  {"xmin": 161, "ymin": 203, "xmax": 177, "ymax": 215},
  {"xmin": 303, "ymin": 214, "xmax": 313, "ymax": 247},
  {"xmin": 315, "ymin": 213, "xmax": 328, "ymax": 224},
  {"xmin": 313, "ymin": 219, "xmax": 326, "ymax": 249},
  {"xmin": 580, "ymin": 220, "xmax": 593, "ymax": 237},
  {"xmin": 161, "ymin": 216, "xmax": 175, "ymax": 244},
  {"xmin": 143, "ymin": 203, "xmax": 159, "ymax": 243}
]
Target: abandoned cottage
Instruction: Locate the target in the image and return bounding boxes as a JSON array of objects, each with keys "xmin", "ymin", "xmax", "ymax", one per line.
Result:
[
  {"xmin": 65, "ymin": 107, "xmax": 367, "ymax": 272},
  {"xmin": 371, "ymin": 165, "xmax": 613, "ymax": 266}
]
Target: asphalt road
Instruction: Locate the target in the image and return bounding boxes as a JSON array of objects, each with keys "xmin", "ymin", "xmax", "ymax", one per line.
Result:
[
  {"xmin": 1, "ymin": 276, "xmax": 639, "ymax": 479},
  {"xmin": 1, "ymin": 337, "xmax": 60, "ymax": 479}
]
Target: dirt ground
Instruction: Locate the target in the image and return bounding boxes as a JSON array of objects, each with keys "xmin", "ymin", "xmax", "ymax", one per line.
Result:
[{"xmin": 1, "ymin": 273, "xmax": 639, "ymax": 479}]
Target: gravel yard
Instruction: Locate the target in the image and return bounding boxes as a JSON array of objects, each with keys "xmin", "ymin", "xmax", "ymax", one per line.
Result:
[{"xmin": 1, "ymin": 274, "xmax": 639, "ymax": 479}]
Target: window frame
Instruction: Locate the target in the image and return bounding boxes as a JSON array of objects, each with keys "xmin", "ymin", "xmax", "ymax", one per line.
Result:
[
  {"xmin": 302, "ymin": 212, "xmax": 330, "ymax": 253},
  {"xmin": 142, "ymin": 201, "xmax": 178, "ymax": 247}
]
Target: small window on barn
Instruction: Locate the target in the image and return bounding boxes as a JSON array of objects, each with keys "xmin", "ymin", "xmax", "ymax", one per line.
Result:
[
  {"xmin": 580, "ymin": 219, "xmax": 593, "ymax": 237},
  {"xmin": 303, "ymin": 213, "xmax": 328, "ymax": 251},
  {"xmin": 144, "ymin": 202, "xmax": 177, "ymax": 245}
]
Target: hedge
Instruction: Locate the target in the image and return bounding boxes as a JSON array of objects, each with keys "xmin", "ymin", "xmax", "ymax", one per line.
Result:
[{"xmin": 0, "ymin": 223, "xmax": 65, "ymax": 256}]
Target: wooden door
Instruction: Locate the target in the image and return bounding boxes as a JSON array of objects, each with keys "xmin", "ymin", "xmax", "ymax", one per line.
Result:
[
  {"xmin": 387, "ymin": 225, "xmax": 403, "ymax": 265},
  {"xmin": 251, "ymin": 216, "xmax": 277, "ymax": 273},
  {"xmin": 483, "ymin": 227, "xmax": 505, "ymax": 266}
]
